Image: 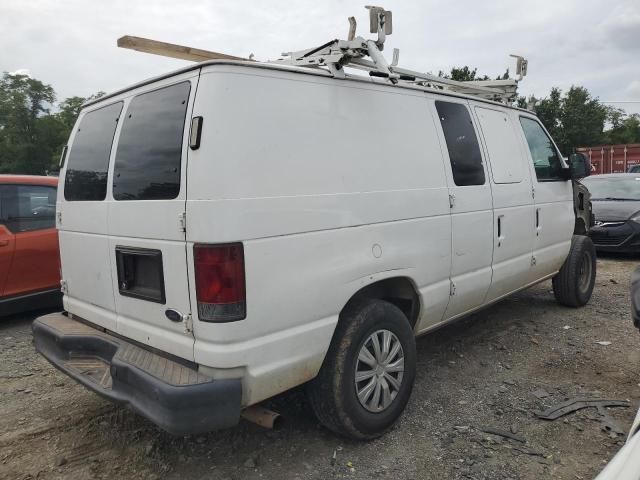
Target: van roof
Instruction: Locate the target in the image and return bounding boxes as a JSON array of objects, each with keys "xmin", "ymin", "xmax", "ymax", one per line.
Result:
[{"xmin": 84, "ymin": 59, "xmax": 536, "ymax": 115}]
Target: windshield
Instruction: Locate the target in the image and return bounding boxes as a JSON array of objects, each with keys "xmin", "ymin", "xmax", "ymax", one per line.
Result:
[{"xmin": 581, "ymin": 176, "xmax": 640, "ymax": 201}]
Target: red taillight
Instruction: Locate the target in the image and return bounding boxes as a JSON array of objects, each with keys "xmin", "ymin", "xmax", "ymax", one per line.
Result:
[{"xmin": 194, "ymin": 243, "xmax": 246, "ymax": 322}]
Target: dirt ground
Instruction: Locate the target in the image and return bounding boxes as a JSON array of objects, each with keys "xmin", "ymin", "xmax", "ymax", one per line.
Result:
[{"xmin": 1, "ymin": 255, "xmax": 639, "ymax": 480}]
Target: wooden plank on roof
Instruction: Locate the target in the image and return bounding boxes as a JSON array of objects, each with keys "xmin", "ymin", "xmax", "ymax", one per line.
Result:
[{"xmin": 117, "ymin": 35, "xmax": 249, "ymax": 62}]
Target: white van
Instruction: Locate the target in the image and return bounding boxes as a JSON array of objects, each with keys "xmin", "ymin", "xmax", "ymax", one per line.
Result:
[{"xmin": 33, "ymin": 48, "xmax": 596, "ymax": 439}]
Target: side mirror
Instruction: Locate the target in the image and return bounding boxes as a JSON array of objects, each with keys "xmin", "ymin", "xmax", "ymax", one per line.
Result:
[{"xmin": 568, "ymin": 152, "xmax": 591, "ymax": 179}]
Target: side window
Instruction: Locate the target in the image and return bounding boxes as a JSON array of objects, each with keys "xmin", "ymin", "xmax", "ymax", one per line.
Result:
[
  {"xmin": 113, "ymin": 82, "xmax": 191, "ymax": 201},
  {"xmin": 435, "ymin": 101, "xmax": 485, "ymax": 186},
  {"xmin": 519, "ymin": 117, "xmax": 564, "ymax": 181},
  {"xmin": 0, "ymin": 185, "xmax": 56, "ymax": 233},
  {"xmin": 64, "ymin": 102, "xmax": 123, "ymax": 201}
]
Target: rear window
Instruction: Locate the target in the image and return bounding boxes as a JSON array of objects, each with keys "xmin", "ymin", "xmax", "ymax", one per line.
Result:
[
  {"xmin": 64, "ymin": 102, "xmax": 123, "ymax": 201},
  {"xmin": 113, "ymin": 82, "xmax": 191, "ymax": 201}
]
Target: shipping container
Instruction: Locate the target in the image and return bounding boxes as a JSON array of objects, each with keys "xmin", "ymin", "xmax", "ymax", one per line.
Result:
[{"xmin": 576, "ymin": 144, "xmax": 640, "ymax": 174}]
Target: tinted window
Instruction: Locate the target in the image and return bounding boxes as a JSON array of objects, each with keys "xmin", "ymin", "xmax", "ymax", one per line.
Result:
[
  {"xmin": 113, "ymin": 82, "xmax": 191, "ymax": 201},
  {"xmin": 435, "ymin": 101, "xmax": 485, "ymax": 186},
  {"xmin": 519, "ymin": 117, "xmax": 564, "ymax": 181},
  {"xmin": 0, "ymin": 185, "xmax": 56, "ymax": 233},
  {"xmin": 64, "ymin": 102, "xmax": 123, "ymax": 201}
]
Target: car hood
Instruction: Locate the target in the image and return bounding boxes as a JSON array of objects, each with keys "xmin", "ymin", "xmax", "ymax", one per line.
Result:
[{"xmin": 592, "ymin": 200, "xmax": 640, "ymax": 222}]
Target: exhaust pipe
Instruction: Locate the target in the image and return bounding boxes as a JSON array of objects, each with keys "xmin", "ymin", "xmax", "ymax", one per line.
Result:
[{"xmin": 241, "ymin": 405, "xmax": 281, "ymax": 429}]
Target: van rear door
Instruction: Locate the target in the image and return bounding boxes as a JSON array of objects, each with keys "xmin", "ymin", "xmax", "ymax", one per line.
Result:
[
  {"xmin": 59, "ymin": 101, "xmax": 124, "ymax": 331},
  {"xmin": 107, "ymin": 72, "xmax": 199, "ymax": 361}
]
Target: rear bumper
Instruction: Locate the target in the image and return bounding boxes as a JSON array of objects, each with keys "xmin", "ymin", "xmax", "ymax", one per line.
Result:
[{"xmin": 32, "ymin": 312, "xmax": 242, "ymax": 435}]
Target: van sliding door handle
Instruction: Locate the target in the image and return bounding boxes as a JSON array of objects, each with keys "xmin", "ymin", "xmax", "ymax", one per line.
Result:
[
  {"xmin": 497, "ymin": 215, "xmax": 505, "ymax": 247},
  {"xmin": 535, "ymin": 208, "xmax": 542, "ymax": 236}
]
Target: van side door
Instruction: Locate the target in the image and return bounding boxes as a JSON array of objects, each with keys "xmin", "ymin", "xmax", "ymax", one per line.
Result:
[
  {"xmin": 431, "ymin": 99, "xmax": 494, "ymax": 319},
  {"xmin": 473, "ymin": 106, "xmax": 537, "ymax": 301},
  {"xmin": 517, "ymin": 116, "xmax": 574, "ymax": 277}
]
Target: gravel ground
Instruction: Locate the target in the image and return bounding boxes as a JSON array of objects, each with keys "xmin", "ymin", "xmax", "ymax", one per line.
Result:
[{"xmin": 1, "ymin": 255, "xmax": 639, "ymax": 480}]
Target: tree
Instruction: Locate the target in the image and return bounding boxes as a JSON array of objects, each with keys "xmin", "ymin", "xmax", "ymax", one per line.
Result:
[
  {"xmin": 0, "ymin": 73, "xmax": 57, "ymax": 174},
  {"xmin": 533, "ymin": 88, "xmax": 563, "ymax": 145},
  {"xmin": 528, "ymin": 86, "xmax": 610, "ymax": 155},
  {"xmin": 558, "ymin": 86, "xmax": 608, "ymax": 153},
  {"xmin": 439, "ymin": 66, "xmax": 490, "ymax": 82},
  {"xmin": 603, "ymin": 114, "xmax": 640, "ymax": 145},
  {"xmin": 56, "ymin": 91, "xmax": 105, "ymax": 130},
  {"xmin": 0, "ymin": 72, "xmax": 104, "ymax": 175}
]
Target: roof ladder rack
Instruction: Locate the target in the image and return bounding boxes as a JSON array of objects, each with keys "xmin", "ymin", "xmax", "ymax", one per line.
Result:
[{"xmin": 277, "ymin": 6, "xmax": 528, "ymax": 104}]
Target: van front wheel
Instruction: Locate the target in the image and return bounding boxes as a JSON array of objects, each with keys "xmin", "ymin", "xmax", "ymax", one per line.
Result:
[
  {"xmin": 552, "ymin": 235, "xmax": 596, "ymax": 307},
  {"xmin": 307, "ymin": 299, "xmax": 416, "ymax": 440}
]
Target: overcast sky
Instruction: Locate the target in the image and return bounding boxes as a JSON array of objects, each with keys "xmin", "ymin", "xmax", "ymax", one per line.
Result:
[{"xmin": 1, "ymin": 0, "xmax": 639, "ymax": 114}]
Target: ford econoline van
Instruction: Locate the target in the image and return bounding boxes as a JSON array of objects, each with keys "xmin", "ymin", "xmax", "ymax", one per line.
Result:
[{"xmin": 33, "ymin": 33, "xmax": 596, "ymax": 439}]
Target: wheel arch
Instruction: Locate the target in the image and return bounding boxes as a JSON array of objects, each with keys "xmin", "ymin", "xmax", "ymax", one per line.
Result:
[{"xmin": 340, "ymin": 276, "xmax": 421, "ymax": 331}]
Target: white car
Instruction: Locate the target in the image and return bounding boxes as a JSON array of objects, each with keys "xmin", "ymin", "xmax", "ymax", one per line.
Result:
[
  {"xmin": 33, "ymin": 14, "xmax": 595, "ymax": 440},
  {"xmin": 596, "ymin": 267, "xmax": 640, "ymax": 479}
]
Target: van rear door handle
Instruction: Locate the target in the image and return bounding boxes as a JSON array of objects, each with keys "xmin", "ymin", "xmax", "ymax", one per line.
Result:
[
  {"xmin": 189, "ymin": 116, "xmax": 203, "ymax": 150},
  {"xmin": 0, "ymin": 239, "xmax": 9, "ymax": 247}
]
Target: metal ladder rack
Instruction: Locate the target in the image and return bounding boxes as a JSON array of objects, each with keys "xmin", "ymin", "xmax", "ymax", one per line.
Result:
[{"xmin": 276, "ymin": 6, "xmax": 528, "ymax": 104}]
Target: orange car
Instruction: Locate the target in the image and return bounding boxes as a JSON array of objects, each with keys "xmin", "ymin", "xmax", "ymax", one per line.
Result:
[{"xmin": 0, "ymin": 175, "xmax": 61, "ymax": 315}]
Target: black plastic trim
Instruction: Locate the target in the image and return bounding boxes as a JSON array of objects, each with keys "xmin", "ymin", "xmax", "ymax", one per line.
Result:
[
  {"xmin": 0, "ymin": 288, "xmax": 62, "ymax": 317},
  {"xmin": 32, "ymin": 313, "xmax": 242, "ymax": 435}
]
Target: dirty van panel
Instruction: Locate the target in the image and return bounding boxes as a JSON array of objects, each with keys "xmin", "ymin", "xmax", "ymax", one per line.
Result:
[
  {"xmin": 108, "ymin": 74, "xmax": 198, "ymax": 361},
  {"xmin": 58, "ymin": 101, "xmax": 123, "ymax": 331}
]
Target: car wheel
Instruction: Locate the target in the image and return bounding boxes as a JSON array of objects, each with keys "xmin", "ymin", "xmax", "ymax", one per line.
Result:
[
  {"xmin": 307, "ymin": 299, "xmax": 416, "ymax": 440},
  {"xmin": 552, "ymin": 235, "xmax": 597, "ymax": 307}
]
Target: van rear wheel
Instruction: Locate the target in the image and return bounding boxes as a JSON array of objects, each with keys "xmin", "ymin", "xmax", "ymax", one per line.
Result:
[
  {"xmin": 307, "ymin": 299, "xmax": 416, "ymax": 440},
  {"xmin": 552, "ymin": 235, "xmax": 596, "ymax": 307}
]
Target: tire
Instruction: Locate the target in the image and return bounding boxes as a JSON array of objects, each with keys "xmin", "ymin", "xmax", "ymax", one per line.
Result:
[
  {"xmin": 552, "ymin": 235, "xmax": 596, "ymax": 307},
  {"xmin": 307, "ymin": 299, "xmax": 416, "ymax": 440}
]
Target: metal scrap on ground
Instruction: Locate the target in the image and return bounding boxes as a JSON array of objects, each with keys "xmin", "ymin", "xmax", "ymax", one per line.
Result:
[{"xmin": 534, "ymin": 398, "xmax": 630, "ymax": 421}]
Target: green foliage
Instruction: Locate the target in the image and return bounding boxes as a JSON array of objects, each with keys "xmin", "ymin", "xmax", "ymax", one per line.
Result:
[
  {"xmin": 529, "ymin": 86, "xmax": 637, "ymax": 155},
  {"xmin": 0, "ymin": 73, "xmax": 57, "ymax": 174},
  {"xmin": 439, "ymin": 66, "xmax": 490, "ymax": 81},
  {"xmin": 603, "ymin": 114, "xmax": 640, "ymax": 145},
  {"xmin": 0, "ymin": 72, "xmax": 101, "ymax": 175}
]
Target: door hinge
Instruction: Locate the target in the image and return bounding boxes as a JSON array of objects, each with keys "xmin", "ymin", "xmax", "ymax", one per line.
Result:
[
  {"xmin": 530, "ymin": 255, "xmax": 537, "ymax": 266},
  {"xmin": 56, "ymin": 211, "xmax": 62, "ymax": 226},
  {"xmin": 449, "ymin": 194, "xmax": 456, "ymax": 209},
  {"xmin": 60, "ymin": 279, "xmax": 68, "ymax": 294},
  {"xmin": 531, "ymin": 186, "xmax": 536, "ymax": 199},
  {"xmin": 178, "ymin": 212, "xmax": 186, "ymax": 232},
  {"xmin": 449, "ymin": 280, "xmax": 456, "ymax": 296},
  {"xmin": 183, "ymin": 313, "xmax": 193, "ymax": 334}
]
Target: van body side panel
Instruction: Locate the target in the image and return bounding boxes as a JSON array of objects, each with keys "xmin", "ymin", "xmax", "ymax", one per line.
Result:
[
  {"xmin": 187, "ymin": 66, "xmax": 451, "ymax": 405},
  {"xmin": 473, "ymin": 105, "xmax": 537, "ymax": 302}
]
